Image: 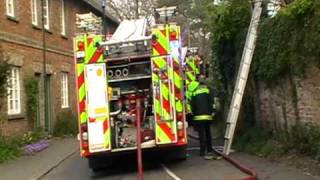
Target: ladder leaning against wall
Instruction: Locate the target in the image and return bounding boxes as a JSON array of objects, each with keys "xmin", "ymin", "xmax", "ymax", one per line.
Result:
[{"xmin": 223, "ymin": 1, "xmax": 263, "ymax": 155}]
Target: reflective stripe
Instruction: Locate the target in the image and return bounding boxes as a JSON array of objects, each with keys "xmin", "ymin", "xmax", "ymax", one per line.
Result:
[
  {"xmin": 176, "ymin": 101, "xmax": 183, "ymax": 112},
  {"xmin": 193, "ymin": 115, "xmax": 213, "ymax": 121},
  {"xmin": 187, "ymin": 81, "xmax": 199, "ymax": 92},
  {"xmin": 187, "ymin": 57, "xmax": 200, "ymax": 75},
  {"xmin": 193, "ymin": 88, "xmax": 209, "ymax": 96}
]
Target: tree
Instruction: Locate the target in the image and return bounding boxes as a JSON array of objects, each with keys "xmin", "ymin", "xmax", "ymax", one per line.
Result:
[{"xmin": 106, "ymin": 0, "xmax": 157, "ymax": 20}]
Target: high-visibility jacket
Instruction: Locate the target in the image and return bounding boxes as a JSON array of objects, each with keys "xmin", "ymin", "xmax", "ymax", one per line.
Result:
[
  {"xmin": 191, "ymin": 85, "xmax": 213, "ymax": 121},
  {"xmin": 186, "ymin": 81, "xmax": 199, "ymax": 114}
]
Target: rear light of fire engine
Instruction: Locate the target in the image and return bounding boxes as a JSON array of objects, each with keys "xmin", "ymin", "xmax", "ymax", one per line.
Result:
[
  {"xmin": 82, "ymin": 132, "xmax": 88, "ymax": 141},
  {"xmin": 177, "ymin": 121, "xmax": 184, "ymax": 138},
  {"xmin": 170, "ymin": 31, "xmax": 177, "ymax": 40},
  {"xmin": 76, "ymin": 41, "xmax": 85, "ymax": 63},
  {"xmin": 77, "ymin": 41, "xmax": 85, "ymax": 51},
  {"xmin": 177, "ymin": 121, "xmax": 183, "ymax": 130},
  {"xmin": 80, "ymin": 124, "xmax": 89, "ymax": 149}
]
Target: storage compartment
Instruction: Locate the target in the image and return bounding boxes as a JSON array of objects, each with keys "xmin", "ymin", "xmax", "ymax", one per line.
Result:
[{"xmin": 107, "ymin": 59, "xmax": 155, "ymax": 150}]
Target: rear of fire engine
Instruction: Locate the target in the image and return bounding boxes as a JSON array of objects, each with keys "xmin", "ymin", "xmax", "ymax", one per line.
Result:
[{"xmin": 74, "ymin": 16, "xmax": 188, "ymax": 171}]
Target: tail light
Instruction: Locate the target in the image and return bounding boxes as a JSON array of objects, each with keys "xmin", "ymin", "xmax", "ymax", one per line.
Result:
[
  {"xmin": 177, "ymin": 121, "xmax": 183, "ymax": 130},
  {"xmin": 77, "ymin": 41, "xmax": 85, "ymax": 51},
  {"xmin": 177, "ymin": 121, "xmax": 184, "ymax": 138},
  {"xmin": 80, "ymin": 124, "xmax": 89, "ymax": 154},
  {"xmin": 82, "ymin": 132, "xmax": 88, "ymax": 141},
  {"xmin": 170, "ymin": 31, "xmax": 177, "ymax": 40}
]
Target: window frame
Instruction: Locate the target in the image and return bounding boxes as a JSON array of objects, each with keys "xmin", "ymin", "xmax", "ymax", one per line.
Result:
[
  {"xmin": 61, "ymin": 72, "xmax": 69, "ymax": 108},
  {"xmin": 31, "ymin": 0, "xmax": 38, "ymax": 25},
  {"xmin": 43, "ymin": 0, "xmax": 50, "ymax": 30},
  {"xmin": 61, "ymin": 0, "xmax": 66, "ymax": 36},
  {"xmin": 6, "ymin": 0, "xmax": 15, "ymax": 17},
  {"xmin": 7, "ymin": 67, "xmax": 21, "ymax": 115}
]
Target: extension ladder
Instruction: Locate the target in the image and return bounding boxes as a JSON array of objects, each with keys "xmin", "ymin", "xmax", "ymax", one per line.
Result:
[{"xmin": 223, "ymin": 1, "xmax": 263, "ymax": 155}]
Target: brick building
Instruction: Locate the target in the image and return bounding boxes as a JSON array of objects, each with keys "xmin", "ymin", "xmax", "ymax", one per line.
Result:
[{"xmin": 0, "ymin": 0, "xmax": 118, "ymax": 136}]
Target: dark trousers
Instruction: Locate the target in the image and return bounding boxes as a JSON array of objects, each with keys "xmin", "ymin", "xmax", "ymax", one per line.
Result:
[{"xmin": 194, "ymin": 120, "xmax": 213, "ymax": 156}]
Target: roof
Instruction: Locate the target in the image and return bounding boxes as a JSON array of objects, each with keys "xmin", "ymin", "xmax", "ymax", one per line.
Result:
[{"xmin": 82, "ymin": 0, "xmax": 120, "ymax": 24}]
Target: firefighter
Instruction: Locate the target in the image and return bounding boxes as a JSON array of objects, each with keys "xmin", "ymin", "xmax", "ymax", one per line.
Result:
[{"xmin": 189, "ymin": 76, "xmax": 221, "ymax": 160}]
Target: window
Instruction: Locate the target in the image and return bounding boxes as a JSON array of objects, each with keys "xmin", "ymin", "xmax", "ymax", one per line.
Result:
[
  {"xmin": 43, "ymin": 0, "xmax": 50, "ymax": 29},
  {"xmin": 6, "ymin": 0, "xmax": 15, "ymax": 17},
  {"xmin": 7, "ymin": 67, "xmax": 21, "ymax": 115},
  {"xmin": 61, "ymin": 73, "xmax": 69, "ymax": 108},
  {"xmin": 61, "ymin": 0, "xmax": 66, "ymax": 35},
  {"xmin": 31, "ymin": 0, "xmax": 38, "ymax": 25}
]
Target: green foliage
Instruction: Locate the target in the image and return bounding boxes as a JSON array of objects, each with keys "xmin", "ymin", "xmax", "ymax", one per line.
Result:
[
  {"xmin": 281, "ymin": 0, "xmax": 314, "ymax": 18},
  {"xmin": 24, "ymin": 77, "xmax": 39, "ymax": 127},
  {"xmin": 207, "ymin": 0, "xmax": 251, "ymax": 91},
  {"xmin": 235, "ymin": 124, "xmax": 320, "ymax": 161},
  {"xmin": 0, "ymin": 136, "xmax": 21, "ymax": 163},
  {"xmin": 53, "ymin": 110, "xmax": 78, "ymax": 137},
  {"xmin": 21, "ymin": 129, "xmax": 47, "ymax": 145},
  {"xmin": 0, "ymin": 130, "xmax": 47, "ymax": 163},
  {"xmin": 253, "ymin": 0, "xmax": 320, "ymax": 83},
  {"xmin": 0, "ymin": 54, "xmax": 9, "ymax": 98},
  {"xmin": 207, "ymin": 0, "xmax": 320, "ymax": 86}
]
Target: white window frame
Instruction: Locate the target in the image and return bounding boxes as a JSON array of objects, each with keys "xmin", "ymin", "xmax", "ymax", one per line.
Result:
[
  {"xmin": 6, "ymin": 0, "xmax": 15, "ymax": 17},
  {"xmin": 31, "ymin": 0, "xmax": 38, "ymax": 25},
  {"xmin": 61, "ymin": 72, "xmax": 69, "ymax": 108},
  {"xmin": 61, "ymin": 0, "xmax": 66, "ymax": 35},
  {"xmin": 43, "ymin": 0, "xmax": 50, "ymax": 30},
  {"xmin": 7, "ymin": 67, "xmax": 21, "ymax": 115}
]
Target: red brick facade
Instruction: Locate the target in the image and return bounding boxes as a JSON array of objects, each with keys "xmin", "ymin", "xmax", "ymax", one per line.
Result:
[{"xmin": 0, "ymin": 0, "xmax": 118, "ymax": 136}]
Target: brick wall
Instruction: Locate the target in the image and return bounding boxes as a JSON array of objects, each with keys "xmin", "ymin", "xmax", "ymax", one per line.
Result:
[
  {"xmin": 255, "ymin": 65, "xmax": 320, "ymax": 129},
  {"xmin": 0, "ymin": 0, "xmax": 117, "ymax": 136}
]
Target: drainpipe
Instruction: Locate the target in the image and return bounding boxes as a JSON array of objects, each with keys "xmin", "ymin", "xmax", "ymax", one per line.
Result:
[{"xmin": 41, "ymin": 0, "xmax": 48, "ymax": 132}]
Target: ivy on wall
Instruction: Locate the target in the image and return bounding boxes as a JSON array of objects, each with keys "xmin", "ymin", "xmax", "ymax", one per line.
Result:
[
  {"xmin": 205, "ymin": 0, "xmax": 319, "ymax": 127},
  {"xmin": 206, "ymin": 0, "xmax": 251, "ymax": 92},
  {"xmin": 253, "ymin": 0, "xmax": 320, "ymax": 83},
  {"xmin": 0, "ymin": 46, "xmax": 10, "ymax": 125},
  {"xmin": 24, "ymin": 77, "xmax": 39, "ymax": 129},
  {"xmin": 207, "ymin": 0, "xmax": 320, "ymax": 87},
  {"xmin": 0, "ymin": 48, "xmax": 9, "ymax": 99}
]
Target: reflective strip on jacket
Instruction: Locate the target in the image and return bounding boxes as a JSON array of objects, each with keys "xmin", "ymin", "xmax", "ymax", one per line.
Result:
[{"xmin": 191, "ymin": 85, "xmax": 214, "ymax": 121}]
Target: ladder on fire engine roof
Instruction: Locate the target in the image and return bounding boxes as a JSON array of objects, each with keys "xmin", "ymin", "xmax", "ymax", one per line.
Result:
[{"xmin": 223, "ymin": 1, "xmax": 263, "ymax": 155}]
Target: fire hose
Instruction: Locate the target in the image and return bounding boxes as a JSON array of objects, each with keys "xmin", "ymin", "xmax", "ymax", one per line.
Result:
[
  {"xmin": 188, "ymin": 134, "xmax": 258, "ymax": 180},
  {"xmin": 136, "ymin": 98, "xmax": 144, "ymax": 180}
]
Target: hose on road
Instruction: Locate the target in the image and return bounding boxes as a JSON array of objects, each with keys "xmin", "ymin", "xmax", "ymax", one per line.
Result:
[{"xmin": 188, "ymin": 134, "xmax": 258, "ymax": 180}]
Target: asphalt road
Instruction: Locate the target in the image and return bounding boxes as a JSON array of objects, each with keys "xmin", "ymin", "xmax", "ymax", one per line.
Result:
[{"xmin": 40, "ymin": 138, "xmax": 247, "ymax": 180}]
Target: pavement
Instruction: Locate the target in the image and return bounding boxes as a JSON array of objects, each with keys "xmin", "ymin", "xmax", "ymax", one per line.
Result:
[
  {"xmin": 0, "ymin": 137, "xmax": 78, "ymax": 180},
  {"xmin": 188, "ymin": 126, "xmax": 320, "ymax": 180}
]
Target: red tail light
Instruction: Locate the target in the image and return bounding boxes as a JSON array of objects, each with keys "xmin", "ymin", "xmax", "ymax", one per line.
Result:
[
  {"xmin": 80, "ymin": 123, "xmax": 89, "ymax": 152},
  {"xmin": 170, "ymin": 31, "xmax": 177, "ymax": 40},
  {"xmin": 77, "ymin": 41, "xmax": 85, "ymax": 51}
]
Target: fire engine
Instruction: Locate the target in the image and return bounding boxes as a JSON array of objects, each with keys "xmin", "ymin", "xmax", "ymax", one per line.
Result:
[{"xmin": 74, "ymin": 8, "xmax": 189, "ymax": 171}]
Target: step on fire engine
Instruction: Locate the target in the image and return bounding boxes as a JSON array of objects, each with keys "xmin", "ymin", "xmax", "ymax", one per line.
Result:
[{"xmin": 74, "ymin": 7, "xmax": 188, "ymax": 171}]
